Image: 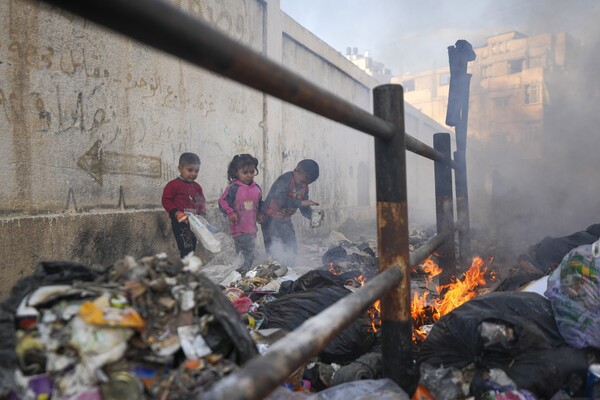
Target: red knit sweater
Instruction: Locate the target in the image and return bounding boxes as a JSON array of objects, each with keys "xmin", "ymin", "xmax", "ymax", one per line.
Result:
[{"xmin": 161, "ymin": 177, "xmax": 206, "ymax": 218}]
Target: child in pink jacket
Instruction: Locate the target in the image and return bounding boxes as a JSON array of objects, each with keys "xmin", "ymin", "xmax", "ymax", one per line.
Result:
[{"xmin": 218, "ymin": 154, "xmax": 263, "ymax": 274}]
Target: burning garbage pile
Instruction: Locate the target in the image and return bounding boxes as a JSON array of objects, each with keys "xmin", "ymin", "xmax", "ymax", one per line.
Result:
[
  {"xmin": 3, "ymin": 226, "xmax": 600, "ymax": 400},
  {"xmin": 412, "ymin": 229, "xmax": 600, "ymax": 400}
]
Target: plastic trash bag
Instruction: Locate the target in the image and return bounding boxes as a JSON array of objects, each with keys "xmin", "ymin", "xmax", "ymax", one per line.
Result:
[
  {"xmin": 418, "ymin": 292, "xmax": 590, "ymax": 399},
  {"xmin": 260, "ymin": 284, "xmax": 375, "ymax": 363},
  {"xmin": 187, "ymin": 213, "xmax": 221, "ymax": 253},
  {"xmin": 266, "ymin": 378, "xmax": 409, "ymax": 400},
  {"xmin": 545, "ymin": 239, "xmax": 600, "ymax": 349}
]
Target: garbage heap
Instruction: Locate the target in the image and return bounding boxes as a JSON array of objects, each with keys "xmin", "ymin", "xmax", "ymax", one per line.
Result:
[
  {"xmin": 4, "ymin": 226, "xmax": 600, "ymax": 400},
  {"xmin": 2, "ymin": 231, "xmax": 403, "ymax": 400},
  {"xmin": 1, "ymin": 255, "xmax": 258, "ymax": 399}
]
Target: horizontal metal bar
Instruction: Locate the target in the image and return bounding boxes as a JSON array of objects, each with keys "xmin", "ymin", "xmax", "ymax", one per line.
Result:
[
  {"xmin": 38, "ymin": 0, "xmax": 455, "ymax": 159},
  {"xmin": 409, "ymin": 229, "xmax": 453, "ymax": 267},
  {"xmin": 39, "ymin": 0, "xmax": 395, "ymax": 142},
  {"xmin": 204, "ymin": 267, "xmax": 403, "ymax": 400},
  {"xmin": 406, "ymin": 136, "xmax": 459, "ymax": 169}
]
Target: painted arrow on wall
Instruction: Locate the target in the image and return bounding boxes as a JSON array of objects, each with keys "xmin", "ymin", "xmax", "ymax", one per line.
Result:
[{"xmin": 77, "ymin": 139, "xmax": 162, "ymax": 185}]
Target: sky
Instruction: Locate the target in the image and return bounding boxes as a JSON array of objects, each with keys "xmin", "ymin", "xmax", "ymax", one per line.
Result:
[{"xmin": 280, "ymin": 0, "xmax": 600, "ymax": 75}]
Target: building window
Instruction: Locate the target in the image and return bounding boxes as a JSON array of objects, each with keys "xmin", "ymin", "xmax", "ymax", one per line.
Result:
[
  {"xmin": 524, "ymin": 122, "xmax": 540, "ymax": 144},
  {"xmin": 403, "ymin": 79, "xmax": 415, "ymax": 92},
  {"xmin": 525, "ymin": 83, "xmax": 542, "ymax": 104},
  {"xmin": 439, "ymin": 72, "xmax": 450, "ymax": 86},
  {"xmin": 508, "ymin": 59, "xmax": 524, "ymax": 74},
  {"xmin": 493, "ymin": 97, "xmax": 510, "ymax": 108}
]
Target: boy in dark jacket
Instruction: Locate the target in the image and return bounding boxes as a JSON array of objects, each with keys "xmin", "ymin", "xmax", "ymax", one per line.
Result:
[{"xmin": 259, "ymin": 159, "xmax": 320, "ymax": 266}]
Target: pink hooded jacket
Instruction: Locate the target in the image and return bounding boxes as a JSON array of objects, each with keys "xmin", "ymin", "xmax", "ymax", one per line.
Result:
[{"xmin": 218, "ymin": 179, "xmax": 262, "ymax": 237}]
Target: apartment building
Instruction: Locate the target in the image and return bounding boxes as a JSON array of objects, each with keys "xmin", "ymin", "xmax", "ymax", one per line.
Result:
[
  {"xmin": 391, "ymin": 31, "xmax": 600, "ymax": 235},
  {"xmin": 392, "ymin": 31, "xmax": 581, "ymax": 161},
  {"xmin": 345, "ymin": 47, "xmax": 392, "ymax": 84}
]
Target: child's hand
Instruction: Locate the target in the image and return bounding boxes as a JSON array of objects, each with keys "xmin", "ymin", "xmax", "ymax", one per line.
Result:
[
  {"xmin": 301, "ymin": 200, "xmax": 319, "ymax": 207},
  {"xmin": 176, "ymin": 211, "xmax": 189, "ymax": 224},
  {"xmin": 228, "ymin": 213, "xmax": 238, "ymax": 224}
]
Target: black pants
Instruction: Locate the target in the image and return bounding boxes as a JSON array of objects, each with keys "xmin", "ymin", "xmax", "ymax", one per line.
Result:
[
  {"xmin": 234, "ymin": 233, "xmax": 257, "ymax": 274},
  {"xmin": 171, "ymin": 217, "xmax": 196, "ymax": 258},
  {"xmin": 261, "ymin": 217, "xmax": 297, "ymax": 266}
]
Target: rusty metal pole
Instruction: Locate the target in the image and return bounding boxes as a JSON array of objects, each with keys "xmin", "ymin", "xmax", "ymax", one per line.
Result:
[
  {"xmin": 446, "ymin": 40, "xmax": 476, "ymax": 265},
  {"xmin": 454, "ymin": 148, "xmax": 471, "ymax": 265},
  {"xmin": 434, "ymin": 133, "xmax": 457, "ymax": 285},
  {"xmin": 373, "ymin": 84, "xmax": 415, "ymax": 394}
]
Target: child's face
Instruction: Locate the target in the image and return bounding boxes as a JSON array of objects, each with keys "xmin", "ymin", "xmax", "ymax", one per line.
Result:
[
  {"xmin": 178, "ymin": 163, "xmax": 200, "ymax": 182},
  {"xmin": 235, "ymin": 165, "xmax": 257, "ymax": 185},
  {"xmin": 293, "ymin": 168, "xmax": 308, "ymax": 186}
]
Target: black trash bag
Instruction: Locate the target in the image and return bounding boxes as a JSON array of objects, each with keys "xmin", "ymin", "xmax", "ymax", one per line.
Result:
[
  {"xmin": 418, "ymin": 291, "xmax": 590, "ymax": 399},
  {"xmin": 278, "ymin": 270, "xmax": 347, "ymax": 295},
  {"xmin": 277, "ymin": 269, "xmax": 368, "ymax": 297},
  {"xmin": 356, "ymin": 242, "xmax": 376, "ymax": 257},
  {"xmin": 320, "ymin": 314, "xmax": 374, "ymax": 364},
  {"xmin": 331, "ymin": 352, "xmax": 382, "ymax": 385},
  {"xmin": 0, "ymin": 261, "xmax": 103, "ymax": 393},
  {"xmin": 260, "ymin": 285, "xmax": 375, "ymax": 363},
  {"xmin": 494, "ymin": 271, "xmax": 544, "ymax": 292},
  {"xmin": 525, "ymin": 223, "xmax": 600, "ymax": 272},
  {"xmin": 322, "ymin": 244, "xmax": 352, "ymax": 265},
  {"xmin": 194, "ymin": 273, "xmax": 258, "ymax": 365},
  {"xmin": 321, "ymin": 241, "xmax": 376, "ymax": 268}
]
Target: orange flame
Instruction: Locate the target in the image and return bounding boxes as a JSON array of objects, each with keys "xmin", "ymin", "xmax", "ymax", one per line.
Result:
[
  {"xmin": 421, "ymin": 257, "xmax": 442, "ymax": 279},
  {"xmin": 433, "ymin": 256, "xmax": 490, "ymax": 317},
  {"xmin": 410, "ymin": 256, "xmax": 494, "ymax": 342},
  {"xmin": 355, "ymin": 275, "xmax": 366, "ymax": 287},
  {"xmin": 366, "ymin": 256, "xmax": 494, "ymax": 340},
  {"xmin": 328, "ymin": 263, "xmax": 341, "ymax": 275},
  {"xmin": 368, "ymin": 300, "xmax": 381, "ymax": 332}
]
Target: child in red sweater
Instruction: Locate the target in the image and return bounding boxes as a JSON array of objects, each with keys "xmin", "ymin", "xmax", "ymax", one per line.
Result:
[{"xmin": 162, "ymin": 152, "xmax": 206, "ymax": 258}]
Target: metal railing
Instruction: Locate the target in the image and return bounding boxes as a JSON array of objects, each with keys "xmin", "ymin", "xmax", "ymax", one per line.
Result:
[{"xmin": 37, "ymin": 0, "xmax": 469, "ymax": 398}]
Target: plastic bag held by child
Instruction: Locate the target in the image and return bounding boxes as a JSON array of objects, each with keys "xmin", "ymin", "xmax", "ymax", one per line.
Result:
[
  {"xmin": 186, "ymin": 213, "xmax": 222, "ymax": 253},
  {"xmin": 545, "ymin": 239, "xmax": 600, "ymax": 349}
]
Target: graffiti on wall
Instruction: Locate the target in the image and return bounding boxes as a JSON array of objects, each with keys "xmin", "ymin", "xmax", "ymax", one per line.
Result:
[
  {"xmin": 175, "ymin": 0, "xmax": 254, "ymax": 43},
  {"xmin": 77, "ymin": 139, "xmax": 162, "ymax": 185}
]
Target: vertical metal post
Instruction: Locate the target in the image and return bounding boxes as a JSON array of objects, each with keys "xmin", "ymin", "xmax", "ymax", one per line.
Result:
[
  {"xmin": 434, "ymin": 133, "xmax": 456, "ymax": 285},
  {"xmin": 454, "ymin": 149, "xmax": 471, "ymax": 264},
  {"xmin": 373, "ymin": 84, "xmax": 415, "ymax": 394},
  {"xmin": 446, "ymin": 40, "xmax": 475, "ymax": 265}
]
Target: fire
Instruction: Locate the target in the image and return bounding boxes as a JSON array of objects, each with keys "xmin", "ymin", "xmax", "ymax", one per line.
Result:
[
  {"xmin": 421, "ymin": 257, "xmax": 442, "ymax": 280},
  {"xmin": 328, "ymin": 262, "xmax": 341, "ymax": 275},
  {"xmin": 411, "ymin": 291, "xmax": 433, "ymax": 342},
  {"xmin": 355, "ymin": 275, "xmax": 366, "ymax": 287},
  {"xmin": 363, "ymin": 256, "xmax": 494, "ymax": 339},
  {"xmin": 433, "ymin": 256, "xmax": 491, "ymax": 317},
  {"xmin": 410, "ymin": 256, "xmax": 494, "ymax": 342},
  {"xmin": 368, "ymin": 300, "xmax": 381, "ymax": 332}
]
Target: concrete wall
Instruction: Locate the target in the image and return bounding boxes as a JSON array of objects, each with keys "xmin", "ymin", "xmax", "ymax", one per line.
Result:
[{"xmin": 0, "ymin": 0, "xmax": 447, "ymax": 299}]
